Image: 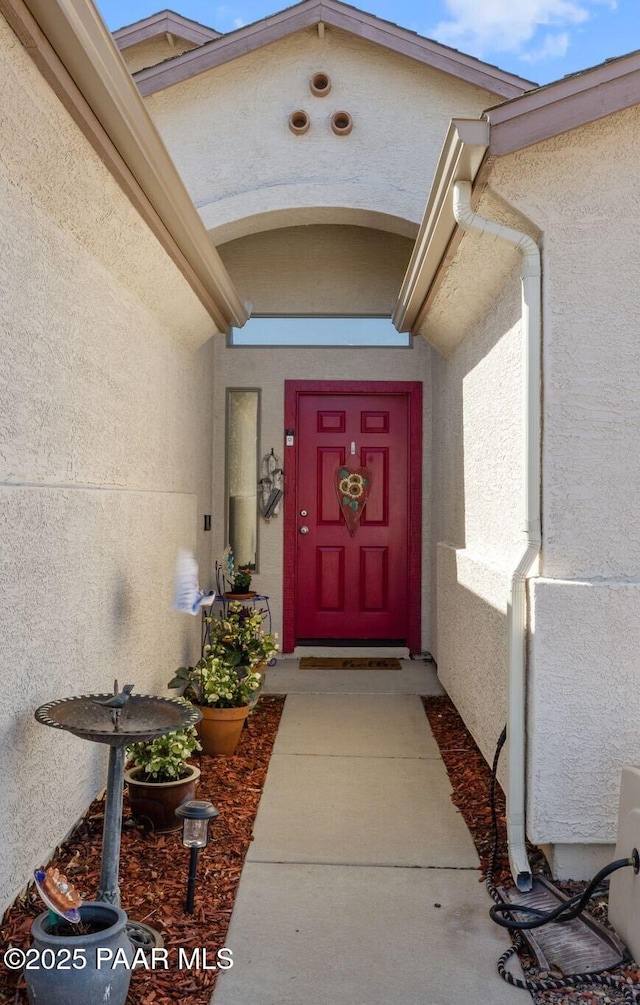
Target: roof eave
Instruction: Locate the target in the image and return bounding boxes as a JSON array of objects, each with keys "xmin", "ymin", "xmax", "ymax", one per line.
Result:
[
  {"xmin": 133, "ymin": 0, "xmax": 535, "ymax": 99},
  {"xmin": 114, "ymin": 11, "xmax": 220, "ymax": 50},
  {"xmin": 2, "ymin": 0, "xmax": 247, "ymax": 333},
  {"xmin": 487, "ymin": 49, "xmax": 640, "ymax": 155},
  {"xmin": 394, "ymin": 50, "xmax": 640, "ymax": 335},
  {"xmin": 393, "ymin": 118, "xmax": 489, "ymax": 334}
]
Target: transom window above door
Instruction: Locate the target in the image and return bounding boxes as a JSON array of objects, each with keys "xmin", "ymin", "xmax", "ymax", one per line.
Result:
[{"xmin": 229, "ymin": 317, "xmax": 411, "ymax": 347}]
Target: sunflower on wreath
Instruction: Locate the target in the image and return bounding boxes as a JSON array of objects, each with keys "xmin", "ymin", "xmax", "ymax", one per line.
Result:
[{"xmin": 338, "ymin": 469, "xmax": 368, "ymax": 510}]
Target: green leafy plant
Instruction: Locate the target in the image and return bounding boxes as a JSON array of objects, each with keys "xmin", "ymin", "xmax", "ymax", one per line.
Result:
[
  {"xmin": 207, "ymin": 603, "xmax": 277, "ymax": 669},
  {"xmin": 231, "ymin": 566, "xmax": 252, "ymax": 593},
  {"xmin": 126, "ymin": 726, "xmax": 201, "ymax": 783},
  {"xmin": 169, "ymin": 656, "xmax": 263, "ymax": 709},
  {"xmin": 220, "ymin": 547, "xmax": 252, "ymax": 593},
  {"xmin": 168, "ymin": 603, "xmax": 278, "ymax": 709}
]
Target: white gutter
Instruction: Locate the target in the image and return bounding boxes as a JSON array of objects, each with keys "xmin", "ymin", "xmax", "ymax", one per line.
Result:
[
  {"xmin": 393, "ymin": 119, "xmax": 490, "ymax": 335},
  {"xmin": 453, "ymin": 180, "xmax": 541, "ymax": 892}
]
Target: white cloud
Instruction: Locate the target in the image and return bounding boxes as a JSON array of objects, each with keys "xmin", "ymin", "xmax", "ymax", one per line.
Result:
[
  {"xmin": 432, "ymin": 0, "xmax": 616, "ymax": 61},
  {"xmin": 520, "ymin": 31, "xmax": 570, "ymax": 62}
]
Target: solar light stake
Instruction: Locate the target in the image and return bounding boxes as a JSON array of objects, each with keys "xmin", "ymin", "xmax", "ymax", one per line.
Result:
[{"xmin": 175, "ymin": 800, "xmax": 220, "ymax": 914}]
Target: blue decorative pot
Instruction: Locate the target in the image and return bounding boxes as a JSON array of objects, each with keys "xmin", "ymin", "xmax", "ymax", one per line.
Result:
[{"xmin": 25, "ymin": 902, "xmax": 133, "ymax": 1005}]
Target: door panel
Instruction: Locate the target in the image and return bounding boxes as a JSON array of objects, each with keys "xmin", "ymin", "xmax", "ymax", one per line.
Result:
[
  {"xmin": 296, "ymin": 392, "xmax": 409, "ymax": 641},
  {"xmin": 360, "ymin": 448, "xmax": 388, "ymax": 524},
  {"xmin": 317, "ymin": 448, "xmax": 344, "ymax": 524},
  {"xmin": 360, "ymin": 547, "xmax": 388, "ymax": 610},
  {"xmin": 316, "ymin": 547, "xmax": 345, "ymax": 610}
]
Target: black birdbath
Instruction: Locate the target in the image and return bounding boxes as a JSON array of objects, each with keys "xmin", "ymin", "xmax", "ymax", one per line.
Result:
[{"xmin": 35, "ymin": 682, "xmax": 202, "ymax": 906}]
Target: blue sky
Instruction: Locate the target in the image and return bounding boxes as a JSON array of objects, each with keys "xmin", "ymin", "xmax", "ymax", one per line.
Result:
[{"xmin": 97, "ymin": 0, "xmax": 638, "ymax": 85}]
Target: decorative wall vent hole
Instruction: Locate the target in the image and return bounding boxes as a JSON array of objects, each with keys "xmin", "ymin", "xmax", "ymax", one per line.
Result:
[
  {"xmin": 310, "ymin": 72, "xmax": 331, "ymax": 96},
  {"xmin": 331, "ymin": 110, "xmax": 353, "ymax": 135},
  {"xmin": 289, "ymin": 110, "xmax": 310, "ymax": 134}
]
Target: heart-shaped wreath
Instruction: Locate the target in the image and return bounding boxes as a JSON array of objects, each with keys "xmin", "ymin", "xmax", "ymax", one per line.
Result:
[{"xmin": 334, "ymin": 465, "xmax": 372, "ymax": 536}]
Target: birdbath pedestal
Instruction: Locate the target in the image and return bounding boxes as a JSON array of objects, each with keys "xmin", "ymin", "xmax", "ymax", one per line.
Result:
[{"xmin": 35, "ymin": 688, "xmax": 202, "ymax": 906}]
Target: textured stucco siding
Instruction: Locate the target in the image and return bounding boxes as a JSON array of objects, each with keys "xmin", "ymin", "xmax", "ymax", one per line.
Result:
[
  {"xmin": 211, "ymin": 337, "xmax": 433, "ymax": 651},
  {"xmin": 431, "ymin": 264, "xmax": 523, "ymax": 768},
  {"xmin": 482, "ymin": 106, "xmax": 640, "ymax": 864},
  {"xmin": 144, "ymin": 27, "xmax": 497, "ymax": 241},
  {"xmin": 0, "ymin": 15, "xmax": 214, "ymax": 911},
  {"xmin": 488, "ymin": 105, "xmax": 640, "ymax": 582},
  {"xmin": 528, "ymin": 579, "xmax": 640, "ymax": 845},
  {"xmin": 436, "ymin": 545, "xmax": 511, "ymax": 766},
  {"xmin": 219, "ymin": 225, "xmax": 414, "ymax": 315},
  {"xmin": 0, "ymin": 489, "xmax": 199, "ymax": 902},
  {"xmin": 425, "ymin": 104, "xmax": 640, "ymax": 868}
]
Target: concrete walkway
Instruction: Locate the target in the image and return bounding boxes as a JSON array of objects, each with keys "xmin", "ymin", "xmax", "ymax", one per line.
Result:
[{"xmin": 212, "ymin": 660, "xmax": 524, "ymax": 1005}]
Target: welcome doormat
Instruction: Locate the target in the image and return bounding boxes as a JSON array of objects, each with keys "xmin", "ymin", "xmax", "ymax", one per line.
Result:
[{"xmin": 299, "ymin": 657, "xmax": 402, "ymax": 669}]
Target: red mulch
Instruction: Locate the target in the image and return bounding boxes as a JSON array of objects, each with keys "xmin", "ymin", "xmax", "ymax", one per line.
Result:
[
  {"xmin": 423, "ymin": 694, "xmax": 640, "ymax": 1004},
  {"xmin": 0, "ymin": 695, "xmax": 284, "ymax": 1004},
  {"xmin": 422, "ymin": 694, "xmax": 547, "ymax": 886}
]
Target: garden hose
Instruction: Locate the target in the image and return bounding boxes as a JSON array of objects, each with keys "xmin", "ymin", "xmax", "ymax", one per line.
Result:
[
  {"xmin": 490, "ymin": 854, "xmax": 638, "ymax": 931},
  {"xmin": 486, "ymin": 726, "xmax": 640, "ymax": 1003}
]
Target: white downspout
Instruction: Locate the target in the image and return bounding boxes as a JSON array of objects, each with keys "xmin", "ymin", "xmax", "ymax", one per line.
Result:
[{"xmin": 453, "ymin": 180, "xmax": 541, "ymax": 892}]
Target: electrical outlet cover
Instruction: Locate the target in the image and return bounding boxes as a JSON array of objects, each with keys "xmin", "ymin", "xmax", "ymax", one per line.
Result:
[{"xmin": 609, "ymin": 765, "xmax": 640, "ymax": 964}]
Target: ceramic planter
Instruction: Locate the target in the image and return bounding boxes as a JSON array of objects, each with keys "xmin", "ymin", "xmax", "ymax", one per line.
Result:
[
  {"xmin": 124, "ymin": 763, "xmax": 200, "ymax": 832},
  {"xmin": 25, "ymin": 902, "xmax": 132, "ymax": 1005},
  {"xmin": 197, "ymin": 704, "xmax": 250, "ymax": 755}
]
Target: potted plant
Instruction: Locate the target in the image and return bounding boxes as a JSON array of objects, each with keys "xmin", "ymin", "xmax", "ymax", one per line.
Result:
[
  {"xmin": 227, "ymin": 565, "xmax": 254, "ymax": 598},
  {"xmin": 221, "ymin": 548, "xmax": 255, "ymax": 598},
  {"xmin": 169, "ymin": 603, "xmax": 278, "ymax": 755},
  {"xmin": 124, "ymin": 724, "xmax": 201, "ymax": 832}
]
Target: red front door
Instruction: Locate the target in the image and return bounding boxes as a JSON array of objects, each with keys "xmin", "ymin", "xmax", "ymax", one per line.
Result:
[{"xmin": 290, "ymin": 388, "xmax": 413, "ymax": 643}]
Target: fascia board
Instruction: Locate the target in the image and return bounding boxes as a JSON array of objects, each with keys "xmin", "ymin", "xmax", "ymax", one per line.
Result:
[
  {"xmin": 317, "ymin": 1, "xmax": 533, "ymax": 98},
  {"xmin": 487, "ymin": 51, "xmax": 640, "ymax": 155},
  {"xmin": 135, "ymin": 5, "xmax": 322, "ymax": 95},
  {"xmin": 13, "ymin": 0, "xmax": 247, "ymax": 330},
  {"xmin": 393, "ymin": 119, "xmax": 489, "ymax": 333},
  {"xmin": 134, "ymin": 0, "xmax": 534, "ymax": 98},
  {"xmin": 114, "ymin": 12, "xmax": 220, "ymax": 50}
]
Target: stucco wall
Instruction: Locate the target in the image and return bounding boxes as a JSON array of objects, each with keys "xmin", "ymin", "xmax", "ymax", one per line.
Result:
[
  {"xmin": 423, "ymin": 104, "xmax": 640, "ymax": 870},
  {"xmin": 528, "ymin": 579, "xmax": 640, "ymax": 846},
  {"xmin": 430, "ymin": 260, "xmax": 523, "ymax": 769},
  {"xmin": 483, "ymin": 106, "xmax": 640, "ymax": 862},
  {"xmin": 210, "ymin": 336, "xmax": 433, "ymax": 651},
  {"xmin": 489, "ymin": 105, "xmax": 640, "ymax": 582},
  {"xmin": 218, "ymin": 225, "xmax": 414, "ymax": 315},
  {"xmin": 144, "ymin": 26, "xmax": 497, "ymax": 242},
  {"xmin": 0, "ymin": 15, "xmax": 214, "ymax": 911}
]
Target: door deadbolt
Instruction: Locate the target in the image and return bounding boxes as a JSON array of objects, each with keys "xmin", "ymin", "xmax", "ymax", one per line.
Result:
[{"xmin": 300, "ymin": 509, "xmax": 308, "ymax": 517}]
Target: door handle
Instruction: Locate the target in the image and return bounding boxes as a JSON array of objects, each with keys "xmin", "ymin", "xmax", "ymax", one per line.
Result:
[{"xmin": 299, "ymin": 525, "xmax": 310, "ymax": 535}]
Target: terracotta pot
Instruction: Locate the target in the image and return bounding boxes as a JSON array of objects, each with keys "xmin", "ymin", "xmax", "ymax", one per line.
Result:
[
  {"xmin": 224, "ymin": 591, "xmax": 256, "ymax": 599},
  {"xmin": 197, "ymin": 704, "xmax": 250, "ymax": 755},
  {"xmin": 124, "ymin": 763, "xmax": 200, "ymax": 832}
]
